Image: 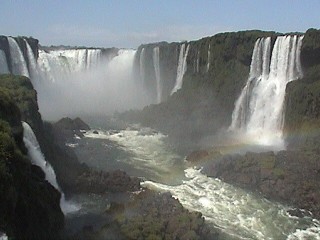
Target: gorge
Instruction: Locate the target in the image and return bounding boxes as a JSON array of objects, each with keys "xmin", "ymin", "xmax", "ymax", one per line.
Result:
[{"xmin": 0, "ymin": 28, "xmax": 320, "ymax": 239}]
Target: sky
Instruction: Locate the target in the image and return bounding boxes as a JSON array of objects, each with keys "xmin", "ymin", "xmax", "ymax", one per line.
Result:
[{"xmin": 1, "ymin": 0, "xmax": 319, "ymax": 48}]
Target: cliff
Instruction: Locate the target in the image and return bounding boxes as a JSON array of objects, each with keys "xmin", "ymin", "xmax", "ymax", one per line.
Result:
[
  {"xmin": 284, "ymin": 28, "xmax": 320, "ymax": 149},
  {"xmin": 0, "ymin": 35, "xmax": 39, "ymax": 73},
  {"xmin": 0, "ymin": 74, "xmax": 64, "ymax": 239},
  {"xmin": 123, "ymin": 30, "xmax": 279, "ymax": 151}
]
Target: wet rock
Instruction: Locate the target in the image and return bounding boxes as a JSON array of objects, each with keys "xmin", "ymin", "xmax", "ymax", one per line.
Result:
[
  {"xmin": 74, "ymin": 169, "xmax": 141, "ymax": 194},
  {"xmin": 202, "ymin": 150, "xmax": 320, "ymax": 219}
]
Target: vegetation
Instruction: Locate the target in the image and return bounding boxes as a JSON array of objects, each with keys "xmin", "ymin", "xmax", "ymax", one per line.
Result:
[{"xmin": 0, "ymin": 74, "xmax": 64, "ymax": 239}]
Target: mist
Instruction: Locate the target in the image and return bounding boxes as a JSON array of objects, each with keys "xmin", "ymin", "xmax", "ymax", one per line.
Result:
[{"xmin": 35, "ymin": 49, "xmax": 149, "ymax": 121}]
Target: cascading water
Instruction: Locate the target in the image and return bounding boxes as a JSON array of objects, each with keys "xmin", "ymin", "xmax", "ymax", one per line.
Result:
[
  {"xmin": 7, "ymin": 37, "xmax": 29, "ymax": 77},
  {"xmin": 229, "ymin": 35, "xmax": 304, "ymax": 147},
  {"xmin": 35, "ymin": 48, "xmax": 140, "ymax": 119},
  {"xmin": 0, "ymin": 50, "xmax": 9, "ymax": 74},
  {"xmin": 0, "ymin": 232, "xmax": 8, "ymax": 240},
  {"xmin": 24, "ymin": 39, "xmax": 40, "ymax": 84},
  {"xmin": 207, "ymin": 44, "xmax": 211, "ymax": 72},
  {"xmin": 77, "ymin": 124, "xmax": 320, "ymax": 239},
  {"xmin": 139, "ymin": 48, "xmax": 146, "ymax": 85},
  {"xmin": 152, "ymin": 46, "xmax": 162, "ymax": 103},
  {"xmin": 171, "ymin": 43, "xmax": 190, "ymax": 94},
  {"xmin": 86, "ymin": 49, "xmax": 102, "ymax": 69},
  {"xmin": 22, "ymin": 121, "xmax": 79, "ymax": 214}
]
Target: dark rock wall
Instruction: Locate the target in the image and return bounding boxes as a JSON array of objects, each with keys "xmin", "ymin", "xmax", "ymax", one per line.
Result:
[
  {"xmin": 284, "ymin": 28, "xmax": 320, "ymax": 148},
  {"xmin": 0, "ymin": 36, "xmax": 39, "ymax": 74},
  {"xmin": 202, "ymin": 150, "xmax": 320, "ymax": 218},
  {"xmin": 0, "ymin": 74, "xmax": 64, "ymax": 240}
]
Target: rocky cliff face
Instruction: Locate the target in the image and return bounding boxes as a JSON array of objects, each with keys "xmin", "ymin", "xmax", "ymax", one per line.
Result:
[
  {"xmin": 124, "ymin": 30, "xmax": 279, "ymax": 151},
  {"xmin": 0, "ymin": 74, "xmax": 64, "ymax": 239},
  {"xmin": 284, "ymin": 28, "xmax": 320, "ymax": 149},
  {"xmin": 0, "ymin": 36, "xmax": 39, "ymax": 73}
]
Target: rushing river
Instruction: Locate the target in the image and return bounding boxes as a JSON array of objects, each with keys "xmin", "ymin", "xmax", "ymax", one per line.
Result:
[{"xmin": 68, "ymin": 124, "xmax": 320, "ymax": 240}]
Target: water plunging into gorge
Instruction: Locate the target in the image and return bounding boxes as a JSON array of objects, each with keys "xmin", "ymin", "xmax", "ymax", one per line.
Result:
[
  {"xmin": 22, "ymin": 122, "xmax": 79, "ymax": 214},
  {"xmin": 2, "ymin": 34, "xmax": 320, "ymax": 239},
  {"xmin": 229, "ymin": 35, "xmax": 304, "ymax": 148}
]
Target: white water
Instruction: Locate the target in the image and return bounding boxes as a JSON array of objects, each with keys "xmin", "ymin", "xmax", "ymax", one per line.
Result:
[
  {"xmin": 0, "ymin": 232, "xmax": 8, "ymax": 240},
  {"xmin": 36, "ymin": 48, "xmax": 139, "ymax": 119},
  {"xmin": 207, "ymin": 44, "xmax": 211, "ymax": 72},
  {"xmin": 81, "ymin": 125, "xmax": 320, "ymax": 239},
  {"xmin": 24, "ymin": 39, "xmax": 40, "ymax": 86},
  {"xmin": 171, "ymin": 43, "xmax": 190, "ymax": 94},
  {"xmin": 0, "ymin": 50, "xmax": 9, "ymax": 74},
  {"xmin": 7, "ymin": 37, "xmax": 29, "ymax": 77},
  {"xmin": 37, "ymin": 48, "xmax": 103, "ymax": 83},
  {"xmin": 84, "ymin": 127, "xmax": 182, "ymax": 182},
  {"xmin": 22, "ymin": 122, "xmax": 79, "ymax": 214},
  {"xmin": 139, "ymin": 48, "xmax": 146, "ymax": 85},
  {"xmin": 230, "ymin": 35, "xmax": 303, "ymax": 147},
  {"xmin": 152, "ymin": 47, "xmax": 162, "ymax": 103},
  {"xmin": 142, "ymin": 168, "xmax": 320, "ymax": 240}
]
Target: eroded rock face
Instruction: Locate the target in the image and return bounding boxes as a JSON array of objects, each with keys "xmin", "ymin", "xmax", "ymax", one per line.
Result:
[
  {"xmin": 0, "ymin": 75, "xmax": 64, "ymax": 240},
  {"xmin": 116, "ymin": 190, "xmax": 219, "ymax": 240},
  {"xmin": 201, "ymin": 150, "xmax": 320, "ymax": 218},
  {"xmin": 74, "ymin": 190, "xmax": 220, "ymax": 240},
  {"xmin": 74, "ymin": 169, "xmax": 141, "ymax": 194}
]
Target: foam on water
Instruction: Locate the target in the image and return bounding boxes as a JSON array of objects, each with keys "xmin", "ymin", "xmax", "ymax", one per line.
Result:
[
  {"xmin": 84, "ymin": 127, "xmax": 183, "ymax": 182},
  {"xmin": 142, "ymin": 168, "xmax": 320, "ymax": 239},
  {"xmin": 80, "ymin": 125, "xmax": 320, "ymax": 239}
]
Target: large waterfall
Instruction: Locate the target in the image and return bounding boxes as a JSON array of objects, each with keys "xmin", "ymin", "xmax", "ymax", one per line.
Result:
[
  {"xmin": 139, "ymin": 47, "xmax": 146, "ymax": 85},
  {"xmin": 152, "ymin": 46, "xmax": 162, "ymax": 103},
  {"xmin": 0, "ymin": 36, "xmax": 145, "ymax": 119},
  {"xmin": 24, "ymin": 39, "xmax": 40, "ymax": 84},
  {"xmin": 22, "ymin": 122, "xmax": 78, "ymax": 214},
  {"xmin": 36, "ymin": 48, "xmax": 138, "ymax": 119},
  {"xmin": 171, "ymin": 43, "xmax": 190, "ymax": 94},
  {"xmin": 229, "ymin": 35, "xmax": 304, "ymax": 147},
  {"xmin": 7, "ymin": 37, "xmax": 30, "ymax": 78}
]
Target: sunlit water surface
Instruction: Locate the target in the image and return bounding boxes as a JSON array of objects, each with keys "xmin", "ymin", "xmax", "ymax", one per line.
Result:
[{"xmin": 66, "ymin": 125, "xmax": 320, "ymax": 239}]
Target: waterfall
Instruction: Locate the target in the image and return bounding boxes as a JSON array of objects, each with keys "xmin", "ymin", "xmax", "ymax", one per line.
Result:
[
  {"xmin": 24, "ymin": 39, "xmax": 40, "ymax": 84},
  {"xmin": 0, "ymin": 50, "xmax": 9, "ymax": 74},
  {"xmin": 22, "ymin": 122, "xmax": 79, "ymax": 214},
  {"xmin": 171, "ymin": 43, "xmax": 190, "ymax": 94},
  {"xmin": 139, "ymin": 48, "xmax": 146, "ymax": 85},
  {"xmin": 229, "ymin": 35, "xmax": 304, "ymax": 146},
  {"xmin": 7, "ymin": 37, "xmax": 29, "ymax": 77},
  {"xmin": 37, "ymin": 48, "xmax": 138, "ymax": 118},
  {"xmin": 153, "ymin": 47, "xmax": 162, "ymax": 103},
  {"xmin": 86, "ymin": 49, "xmax": 101, "ymax": 69},
  {"xmin": 207, "ymin": 44, "xmax": 211, "ymax": 72}
]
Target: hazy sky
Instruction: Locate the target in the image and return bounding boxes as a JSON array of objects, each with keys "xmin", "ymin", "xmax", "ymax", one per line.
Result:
[{"xmin": 1, "ymin": 0, "xmax": 319, "ymax": 48}]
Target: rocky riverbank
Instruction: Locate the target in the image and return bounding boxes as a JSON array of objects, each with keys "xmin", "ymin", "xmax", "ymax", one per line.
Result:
[{"xmin": 186, "ymin": 148, "xmax": 320, "ymax": 219}]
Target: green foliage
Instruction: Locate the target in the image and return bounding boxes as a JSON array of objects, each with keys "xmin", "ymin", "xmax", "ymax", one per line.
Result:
[{"xmin": 0, "ymin": 74, "xmax": 64, "ymax": 239}]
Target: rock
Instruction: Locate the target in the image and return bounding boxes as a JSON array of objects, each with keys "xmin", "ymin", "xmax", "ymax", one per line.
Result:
[
  {"xmin": 114, "ymin": 190, "xmax": 220, "ymax": 240},
  {"xmin": 54, "ymin": 117, "xmax": 90, "ymax": 131},
  {"xmin": 74, "ymin": 169, "xmax": 141, "ymax": 194},
  {"xmin": 93, "ymin": 130, "xmax": 99, "ymax": 134},
  {"xmin": 186, "ymin": 150, "xmax": 209, "ymax": 162},
  {"xmin": 202, "ymin": 150, "xmax": 320, "ymax": 219}
]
